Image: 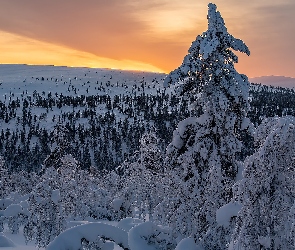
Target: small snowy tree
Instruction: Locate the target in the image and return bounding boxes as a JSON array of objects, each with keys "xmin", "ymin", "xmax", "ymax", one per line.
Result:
[
  {"xmin": 231, "ymin": 116, "xmax": 295, "ymax": 249},
  {"xmin": 139, "ymin": 128, "xmax": 163, "ymax": 174},
  {"xmin": 290, "ymin": 201, "xmax": 295, "ymax": 247},
  {"xmin": 9, "ymin": 170, "xmax": 38, "ymax": 195},
  {"xmin": 0, "ymin": 157, "xmax": 10, "ymax": 199},
  {"xmin": 115, "ymin": 131, "xmax": 164, "ymax": 220},
  {"xmin": 160, "ymin": 2, "xmax": 251, "ymax": 246},
  {"xmin": 4, "ymin": 203, "xmax": 29, "ymax": 234},
  {"xmin": 24, "ymin": 167, "xmax": 66, "ymax": 248},
  {"xmin": 42, "ymin": 124, "xmax": 71, "ymax": 171}
]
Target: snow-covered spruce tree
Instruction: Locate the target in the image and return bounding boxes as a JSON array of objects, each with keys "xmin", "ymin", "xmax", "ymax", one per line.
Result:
[
  {"xmin": 231, "ymin": 116, "xmax": 295, "ymax": 249},
  {"xmin": 4, "ymin": 203, "xmax": 30, "ymax": 235},
  {"xmin": 115, "ymin": 130, "xmax": 164, "ymax": 221},
  {"xmin": 290, "ymin": 201, "xmax": 295, "ymax": 247},
  {"xmin": 9, "ymin": 170, "xmax": 38, "ymax": 196},
  {"xmin": 0, "ymin": 157, "xmax": 10, "ymax": 199},
  {"xmin": 24, "ymin": 154, "xmax": 81, "ymax": 247},
  {"xmin": 139, "ymin": 127, "xmax": 163, "ymax": 174},
  {"xmin": 24, "ymin": 166, "xmax": 65, "ymax": 248},
  {"xmin": 160, "ymin": 2, "xmax": 251, "ymax": 246},
  {"xmin": 42, "ymin": 124, "xmax": 71, "ymax": 171}
]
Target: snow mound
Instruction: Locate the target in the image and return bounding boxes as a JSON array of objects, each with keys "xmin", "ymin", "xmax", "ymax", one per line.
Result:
[
  {"xmin": 216, "ymin": 202, "xmax": 242, "ymax": 227},
  {"xmin": 258, "ymin": 235, "xmax": 271, "ymax": 248},
  {"xmin": 128, "ymin": 221, "xmax": 158, "ymax": 250},
  {"xmin": 4, "ymin": 204, "xmax": 22, "ymax": 217},
  {"xmin": 46, "ymin": 222, "xmax": 128, "ymax": 250},
  {"xmin": 175, "ymin": 237, "xmax": 204, "ymax": 250},
  {"xmin": 66, "ymin": 220, "xmax": 89, "ymax": 229},
  {"xmin": 0, "ymin": 199, "xmax": 13, "ymax": 210},
  {"xmin": 112, "ymin": 198, "xmax": 124, "ymax": 212},
  {"xmin": 0, "ymin": 233, "xmax": 16, "ymax": 247},
  {"xmin": 51, "ymin": 189, "xmax": 60, "ymax": 205},
  {"xmin": 117, "ymin": 217, "xmax": 143, "ymax": 232}
]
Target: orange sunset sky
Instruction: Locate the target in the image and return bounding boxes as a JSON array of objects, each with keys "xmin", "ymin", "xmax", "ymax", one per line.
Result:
[{"xmin": 0, "ymin": 0, "xmax": 294, "ymax": 77}]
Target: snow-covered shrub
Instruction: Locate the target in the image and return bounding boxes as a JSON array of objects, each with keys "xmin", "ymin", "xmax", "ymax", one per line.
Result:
[
  {"xmin": 128, "ymin": 221, "xmax": 174, "ymax": 250},
  {"xmin": 139, "ymin": 129, "xmax": 163, "ymax": 174},
  {"xmin": 24, "ymin": 167, "xmax": 66, "ymax": 247},
  {"xmin": 0, "ymin": 198, "xmax": 13, "ymax": 232},
  {"xmin": 4, "ymin": 203, "xmax": 29, "ymax": 234},
  {"xmin": 0, "ymin": 157, "xmax": 10, "ymax": 199},
  {"xmin": 25, "ymin": 153, "xmax": 117, "ymax": 246},
  {"xmin": 289, "ymin": 201, "xmax": 295, "ymax": 247},
  {"xmin": 115, "ymin": 131, "xmax": 164, "ymax": 221},
  {"xmin": 99, "ymin": 170, "xmax": 121, "ymax": 221},
  {"xmin": 231, "ymin": 116, "xmax": 295, "ymax": 249},
  {"xmin": 9, "ymin": 170, "xmax": 38, "ymax": 196}
]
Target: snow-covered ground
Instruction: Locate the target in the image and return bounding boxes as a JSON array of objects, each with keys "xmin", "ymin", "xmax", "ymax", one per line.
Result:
[
  {"xmin": 1, "ymin": 221, "xmax": 126, "ymax": 250},
  {"xmin": 250, "ymin": 75, "xmax": 295, "ymax": 89},
  {"xmin": 1, "ymin": 227, "xmax": 42, "ymax": 249},
  {"xmin": 0, "ymin": 64, "xmax": 170, "ymax": 132},
  {"xmin": 0, "ymin": 64, "xmax": 167, "ymax": 100}
]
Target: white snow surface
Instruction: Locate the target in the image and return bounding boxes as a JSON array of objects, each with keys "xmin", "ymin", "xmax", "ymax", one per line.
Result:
[
  {"xmin": 3, "ymin": 204, "xmax": 22, "ymax": 217},
  {"xmin": 0, "ymin": 199, "xmax": 13, "ymax": 210},
  {"xmin": 112, "ymin": 198, "xmax": 124, "ymax": 212},
  {"xmin": 0, "ymin": 64, "xmax": 170, "ymax": 136},
  {"xmin": 216, "ymin": 202, "xmax": 242, "ymax": 227},
  {"xmin": 116, "ymin": 217, "xmax": 143, "ymax": 232},
  {"xmin": 175, "ymin": 238, "xmax": 204, "ymax": 250},
  {"xmin": 128, "ymin": 221, "xmax": 158, "ymax": 250},
  {"xmin": 0, "ymin": 233, "xmax": 16, "ymax": 247},
  {"xmin": 51, "ymin": 189, "xmax": 60, "ymax": 205},
  {"xmin": 46, "ymin": 222, "xmax": 128, "ymax": 250}
]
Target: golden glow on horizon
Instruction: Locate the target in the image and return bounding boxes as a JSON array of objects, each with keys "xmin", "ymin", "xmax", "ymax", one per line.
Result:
[
  {"xmin": 0, "ymin": 1, "xmax": 293, "ymax": 77},
  {"xmin": 0, "ymin": 31, "xmax": 165, "ymax": 73}
]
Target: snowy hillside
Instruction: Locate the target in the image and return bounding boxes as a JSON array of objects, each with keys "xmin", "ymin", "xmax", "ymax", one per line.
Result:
[
  {"xmin": 0, "ymin": 64, "xmax": 179, "ymax": 171},
  {"xmin": 250, "ymin": 75, "xmax": 295, "ymax": 89},
  {"xmin": 0, "ymin": 64, "xmax": 167, "ymax": 98},
  {"xmin": 0, "ymin": 64, "xmax": 295, "ymax": 171},
  {"xmin": 1, "ymin": 2, "xmax": 295, "ymax": 249}
]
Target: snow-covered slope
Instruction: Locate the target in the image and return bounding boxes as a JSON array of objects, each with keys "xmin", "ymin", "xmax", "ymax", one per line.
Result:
[
  {"xmin": 250, "ymin": 75, "xmax": 295, "ymax": 89},
  {"xmin": 0, "ymin": 64, "xmax": 167, "ymax": 99}
]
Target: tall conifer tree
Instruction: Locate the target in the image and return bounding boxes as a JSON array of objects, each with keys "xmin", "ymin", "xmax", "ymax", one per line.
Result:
[{"xmin": 159, "ymin": 3, "xmax": 251, "ymax": 246}]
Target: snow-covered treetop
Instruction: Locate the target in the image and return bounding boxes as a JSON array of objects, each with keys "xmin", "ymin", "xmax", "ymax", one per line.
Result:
[{"xmin": 164, "ymin": 3, "xmax": 250, "ymax": 100}]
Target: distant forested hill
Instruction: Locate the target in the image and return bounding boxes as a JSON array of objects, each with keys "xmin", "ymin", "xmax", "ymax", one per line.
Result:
[{"xmin": 0, "ymin": 65, "xmax": 294, "ymax": 172}]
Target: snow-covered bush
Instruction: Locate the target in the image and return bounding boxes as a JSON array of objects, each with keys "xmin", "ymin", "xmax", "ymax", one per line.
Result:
[
  {"xmin": 24, "ymin": 166, "xmax": 66, "ymax": 247},
  {"xmin": 231, "ymin": 116, "xmax": 295, "ymax": 249},
  {"xmin": 0, "ymin": 157, "xmax": 10, "ymax": 200},
  {"xmin": 128, "ymin": 221, "xmax": 174, "ymax": 250},
  {"xmin": 9, "ymin": 170, "xmax": 38, "ymax": 196},
  {"xmin": 4, "ymin": 203, "xmax": 30, "ymax": 234},
  {"xmin": 115, "ymin": 131, "xmax": 164, "ymax": 221},
  {"xmin": 25, "ymin": 153, "xmax": 117, "ymax": 247},
  {"xmin": 139, "ymin": 129, "xmax": 163, "ymax": 174},
  {"xmin": 289, "ymin": 201, "xmax": 295, "ymax": 247}
]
